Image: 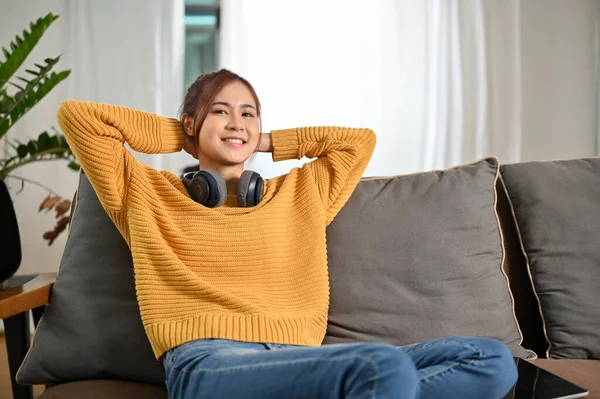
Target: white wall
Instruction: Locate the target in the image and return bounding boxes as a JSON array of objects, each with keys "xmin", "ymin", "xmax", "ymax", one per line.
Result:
[
  {"xmin": 520, "ymin": 0, "xmax": 597, "ymax": 161},
  {"xmin": 1, "ymin": 0, "xmax": 184, "ymax": 276},
  {"xmin": 1, "ymin": 0, "xmax": 78, "ymax": 276}
]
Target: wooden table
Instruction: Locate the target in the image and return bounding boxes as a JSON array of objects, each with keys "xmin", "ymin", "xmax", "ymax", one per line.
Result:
[{"xmin": 0, "ymin": 273, "xmax": 56, "ymax": 399}]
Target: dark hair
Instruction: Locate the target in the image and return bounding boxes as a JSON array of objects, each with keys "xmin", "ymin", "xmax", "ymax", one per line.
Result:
[{"xmin": 179, "ymin": 69, "xmax": 262, "ymax": 144}]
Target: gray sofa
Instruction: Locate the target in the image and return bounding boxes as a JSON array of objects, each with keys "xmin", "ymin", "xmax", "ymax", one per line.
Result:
[{"xmin": 16, "ymin": 157, "xmax": 600, "ymax": 398}]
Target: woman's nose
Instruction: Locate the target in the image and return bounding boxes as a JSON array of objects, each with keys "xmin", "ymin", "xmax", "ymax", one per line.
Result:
[{"xmin": 227, "ymin": 114, "xmax": 244, "ymax": 130}]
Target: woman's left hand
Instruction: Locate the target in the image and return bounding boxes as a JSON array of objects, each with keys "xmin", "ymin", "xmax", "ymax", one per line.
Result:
[{"xmin": 255, "ymin": 133, "xmax": 273, "ymax": 153}]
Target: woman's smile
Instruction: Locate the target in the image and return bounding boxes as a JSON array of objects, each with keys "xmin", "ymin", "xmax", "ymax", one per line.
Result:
[{"xmin": 221, "ymin": 136, "xmax": 246, "ymax": 148}]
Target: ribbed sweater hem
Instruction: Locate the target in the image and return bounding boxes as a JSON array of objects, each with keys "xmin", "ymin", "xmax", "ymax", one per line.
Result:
[{"xmin": 147, "ymin": 314, "xmax": 326, "ymax": 359}]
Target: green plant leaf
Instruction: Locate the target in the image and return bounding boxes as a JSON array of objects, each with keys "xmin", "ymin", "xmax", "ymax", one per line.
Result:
[
  {"xmin": 37, "ymin": 131, "xmax": 50, "ymax": 150},
  {"xmin": 14, "ymin": 90, "xmax": 25, "ymax": 102},
  {"xmin": 16, "ymin": 143, "xmax": 28, "ymax": 158},
  {"xmin": 49, "ymin": 134, "xmax": 59, "ymax": 148},
  {"xmin": 16, "ymin": 76, "xmax": 31, "ymax": 84},
  {"xmin": 0, "ymin": 68, "xmax": 71, "ymax": 139},
  {"xmin": 0, "ymin": 131, "xmax": 79, "ymax": 179},
  {"xmin": 26, "ymin": 140, "xmax": 38, "ymax": 155},
  {"xmin": 44, "ymin": 57, "xmax": 58, "ymax": 66},
  {"xmin": 0, "ymin": 12, "xmax": 59, "ymax": 88},
  {"xmin": 0, "ymin": 12, "xmax": 74, "ymax": 182},
  {"xmin": 0, "ymin": 95, "xmax": 14, "ymax": 113},
  {"xmin": 9, "ymin": 81, "xmax": 25, "ymax": 91}
]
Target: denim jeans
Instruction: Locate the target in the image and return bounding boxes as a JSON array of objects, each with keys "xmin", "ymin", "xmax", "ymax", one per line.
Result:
[{"xmin": 164, "ymin": 337, "xmax": 517, "ymax": 399}]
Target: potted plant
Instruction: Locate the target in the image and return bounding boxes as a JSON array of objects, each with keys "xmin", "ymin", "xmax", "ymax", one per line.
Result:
[{"xmin": 0, "ymin": 12, "xmax": 79, "ymax": 284}]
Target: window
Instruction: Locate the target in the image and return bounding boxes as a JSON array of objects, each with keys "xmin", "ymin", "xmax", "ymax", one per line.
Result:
[
  {"xmin": 184, "ymin": 0, "xmax": 220, "ymax": 90},
  {"xmin": 181, "ymin": 0, "xmax": 219, "ymax": 175}
]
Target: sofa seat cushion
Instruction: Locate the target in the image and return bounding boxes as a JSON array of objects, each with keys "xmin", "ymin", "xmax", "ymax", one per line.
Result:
[
  {"xmin": 531, "ymin": 359, "xmax": 600, "ymax": 399},
  {"xmin": 39, "ymin": 380, "xmax": 167, "ymax": 399}
]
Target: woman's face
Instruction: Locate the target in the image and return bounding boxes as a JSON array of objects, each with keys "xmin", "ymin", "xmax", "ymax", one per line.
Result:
[{"xmin": 194, "ymin": 81, "xmax": 260, "ymax": 168}]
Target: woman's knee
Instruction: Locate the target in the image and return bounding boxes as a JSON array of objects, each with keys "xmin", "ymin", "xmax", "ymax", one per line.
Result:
[
  {"xmin": 347, "ymin": 343, "xmax": 419, "ymax": 398},
  {"xmin": 468, "ymin": 338, "xmax": 518, "ymax": 395}
]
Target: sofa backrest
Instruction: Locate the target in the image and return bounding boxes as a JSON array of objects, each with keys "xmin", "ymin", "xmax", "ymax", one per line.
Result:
[
  {"xmin": 19, "ymin": 157, "xmax": 542, "ymax": 387},
  {"xmin": 496, "ymin": 176, "xmax": 547, "ymax": 357},
  {"xmin": 500, "ymin": 158, "xmax": 600, "ymax": 360},
  {"xmin": 323, "ymin": 158, "xmax": 530, "ymax": 359}
]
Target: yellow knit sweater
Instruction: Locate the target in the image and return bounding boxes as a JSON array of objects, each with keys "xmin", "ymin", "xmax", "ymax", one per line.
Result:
[{"xmin": 57, "ymin": 100, "xmax": 376, "ymax": 359}]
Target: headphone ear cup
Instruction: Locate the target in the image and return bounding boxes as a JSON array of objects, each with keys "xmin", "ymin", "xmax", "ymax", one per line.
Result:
[
  {"xmin": 182, "ymin": 170, "xmax": 227, "ymax": 207},
  {"xmin": 253, "ymin": 177, "xmax": 264, "ymax": 206},
  {"xmin": 238, "ymin": 170, "xmax": 264, "ymax": 207}
]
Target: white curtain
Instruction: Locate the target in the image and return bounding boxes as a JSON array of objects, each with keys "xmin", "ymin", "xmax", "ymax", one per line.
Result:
[
  {"xmin": 220, "ymin": 0, "xmax": 597, "ymax": 173},
  {"xmin": 422, "ymin": 0, "xmax": 521, "ymax": 170},
  {"xmin": 65, "ymin": 0, "xmax": 186, "ymax": 171},
  {"xmin": 219, "ymin": 0, "xmax": 525, "ymax": 177},
  {"xmin": 219, "ymin": 0, "xmax": 428, "ymax": 178},
  {"xmin": 0, "ymin": 0, "xmax": 185, "ymax": 275}
]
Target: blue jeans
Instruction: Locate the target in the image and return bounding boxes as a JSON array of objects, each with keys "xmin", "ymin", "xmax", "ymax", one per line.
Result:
[{"xmin": 164, "ymin": 337, "xmax": 517, "ymax": 399}]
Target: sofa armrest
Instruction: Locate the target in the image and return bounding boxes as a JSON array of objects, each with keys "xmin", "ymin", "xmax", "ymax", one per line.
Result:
[{"xmin": 0, "ymin": 273, "xmax": 57, "ymax": 319}]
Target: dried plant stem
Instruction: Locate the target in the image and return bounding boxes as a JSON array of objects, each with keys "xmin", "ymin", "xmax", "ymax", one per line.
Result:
[{"xmin": 5, "ymin": 174, "xmax": 59, "ymax": 196}]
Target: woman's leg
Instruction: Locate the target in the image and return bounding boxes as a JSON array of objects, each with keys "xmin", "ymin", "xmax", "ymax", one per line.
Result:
[
  {"xmin": 164, "ymin": 339, "xmax": 419, "ymax": 399},
  {"xmin": 400, "ymin": 337, "xmax": 517, "ymax": 399}
]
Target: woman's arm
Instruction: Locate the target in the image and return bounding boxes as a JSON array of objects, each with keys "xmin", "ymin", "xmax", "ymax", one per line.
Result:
[
  {"xmin": 266, "ymin": 127, "xmax": 376, "ymax": 225},
  {"xmin": 58, "ymin": 100, "xmax": 184, "ymax": 216}
]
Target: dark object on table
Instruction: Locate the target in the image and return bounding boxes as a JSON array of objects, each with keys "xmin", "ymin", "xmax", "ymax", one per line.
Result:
[
  {"xmin": 504, "ymin": 357, "xmax": 589, "ymax": 399},
  {"xmin": 0, "ymin": 179, "xmax": 22, "ymax": 287}
]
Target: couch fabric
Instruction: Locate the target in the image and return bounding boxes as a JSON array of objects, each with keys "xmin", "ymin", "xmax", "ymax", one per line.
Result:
[
  {"xmin": 324, "ymin": 158, "xmax": 528, "ymax": 358},
  {"xmin": 40, "ymin": 360, "xmax": 600, "ymax": 399},
  {"xmin": 39, "ymin": 380, "xmax": 168, "ymax": 399},
  {"xmin": 17, "ymin": 172, "xmax": 166, "ymax": 386},
  {"xmin": 495, "ymin": 178, "xmax": 548, "ymax": 357},
  {"xmin": 501, "ymin": 158, "xmax": 600, "ymax": 359},
  {"xmin": 20, "ymin": 159, "xmax": 530, "ymax": 387},
  {"xmin": 22, "ymin": 157, "xmax": 599, "ymax": 399}
]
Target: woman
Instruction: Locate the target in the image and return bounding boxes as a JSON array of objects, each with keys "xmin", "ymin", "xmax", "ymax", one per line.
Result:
[{"xmin": 58, "ymin": 68, "xmax": 517, "ymax": 399}]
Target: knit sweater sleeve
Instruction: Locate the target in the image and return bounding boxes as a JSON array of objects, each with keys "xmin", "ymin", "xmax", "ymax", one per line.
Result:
[
  {"xmin": 57, "ymin": 100, "xmax": 184, "ymax": 217},
  {"xmin": 271, "ymin": 126, "xmax": 376, "ymax": 225}
]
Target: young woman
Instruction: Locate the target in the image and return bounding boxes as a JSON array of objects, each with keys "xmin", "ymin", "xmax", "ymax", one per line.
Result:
[{"xmin": 58, "ymin": 68, "xmax": 517, "ymax": 399}]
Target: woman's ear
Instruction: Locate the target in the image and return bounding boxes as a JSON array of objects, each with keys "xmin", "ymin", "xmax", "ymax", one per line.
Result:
[{"xmin": 181, "ymin": 114, "xmax": 194, "ymax": 137}]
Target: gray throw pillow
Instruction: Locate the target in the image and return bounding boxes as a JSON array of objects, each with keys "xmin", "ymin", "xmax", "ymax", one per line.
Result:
[
  {"xmin": 324, "ymin": 157, "xmax": 530, "ymax": 359},
  {"xmin": 17, "ymin": 172, "xmax": 165, "ymax": 386},
  {"xmin": 500, "ymin": 158, "xmax": 600, "ymax": 359}
]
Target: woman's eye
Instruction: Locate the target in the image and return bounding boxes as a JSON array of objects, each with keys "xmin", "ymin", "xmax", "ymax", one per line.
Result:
[
  {"xmin": 213, "ymin": 109, "xmax": 227, "ymax": 115},
  {"xmin": 243, "ymin": 112, "xmax": 254, "ymax": 118}
]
